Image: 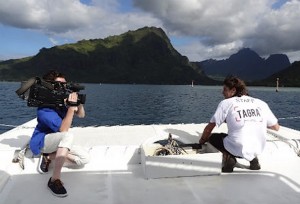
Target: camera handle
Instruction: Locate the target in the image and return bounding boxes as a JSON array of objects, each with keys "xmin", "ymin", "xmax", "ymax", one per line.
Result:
[{"xmin": 66, "ymin": 99, "xmax": 80, "ymax": 107}]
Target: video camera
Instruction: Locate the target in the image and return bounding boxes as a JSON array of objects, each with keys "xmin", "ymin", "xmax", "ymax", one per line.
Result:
[{"xmin": 16, "ymin": 77, "xmax": 86, "ymax": 108}]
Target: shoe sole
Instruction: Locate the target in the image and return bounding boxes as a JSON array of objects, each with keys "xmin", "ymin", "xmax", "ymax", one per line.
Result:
[
  {"xmin": 249, "ymin": 165, "xmax": 261, "ymax": 170},
  {"xmin": 48, "ymin": 186, "xmax": 68, "ymax": 197},
  {"xmin": 222, "ymin": 167, "xmax": 234, "ymax": 173}
]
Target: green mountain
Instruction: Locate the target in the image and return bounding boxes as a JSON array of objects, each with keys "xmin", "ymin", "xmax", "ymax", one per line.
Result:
[
  {"xmin": 252, "ymin": 61, "xmax": 300, "ymax": 87},
  {"xmin": 0, "ymin": 27, "xmax": 216, "ymax": 85}
]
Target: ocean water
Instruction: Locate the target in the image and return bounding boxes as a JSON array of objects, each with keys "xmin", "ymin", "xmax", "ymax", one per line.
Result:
[{"xmin": 1, "ymin": 82, "xmax": 299, "ymax": 134}]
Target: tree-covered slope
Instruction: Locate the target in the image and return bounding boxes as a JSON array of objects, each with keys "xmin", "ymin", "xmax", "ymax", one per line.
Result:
[{"xmin": 0, "ymin": 27, "xmax": 215, "ymax": 85}]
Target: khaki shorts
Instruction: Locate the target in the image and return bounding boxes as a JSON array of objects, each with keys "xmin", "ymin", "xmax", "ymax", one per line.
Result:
[
  {"xmin": 42, "ymin": 132, "xmax": 74, "ymax": 153},
  {"xmin": 41, "ymin": 132, "xmax": 90, "ymax": 166},
  {"xmin": 68, "ymin": 145, "xmax": 90, "ymax": 166}
]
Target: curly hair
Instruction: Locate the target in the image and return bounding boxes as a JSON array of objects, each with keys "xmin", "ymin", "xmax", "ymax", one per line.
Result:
[
  {"xmin": 223, "ymin": 75, "xmax": 248, "ymax": 97},
  {"xmin": 42, "ymin": 70, "xmax": 66, "ymax": 82}
]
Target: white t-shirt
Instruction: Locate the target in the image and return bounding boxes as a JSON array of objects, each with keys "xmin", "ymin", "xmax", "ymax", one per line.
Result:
[{"xmin": 210, "ymin": 95, "xmax": 278, "ymax": 161}]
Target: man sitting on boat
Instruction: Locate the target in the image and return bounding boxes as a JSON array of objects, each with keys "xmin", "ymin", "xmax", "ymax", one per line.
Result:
[
  {"xmin": 29, "ymin": 70, "xmax": 90, "ymax": 197},
  {"xmin": 199, "ymin": 76, "xmax": 280, "ymax": 172}
]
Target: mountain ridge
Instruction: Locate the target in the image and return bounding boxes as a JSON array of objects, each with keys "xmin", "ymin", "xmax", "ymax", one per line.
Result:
[
  {"xmin": 0, "ymin": 27, "xmax": 299, "ymax": 86},
  {"xmin": 0, "ymin": 26, "xmax": 216, "ymax": 85},
  {"xmin": 196, "ymin": 48, "xmax": 291, "ymax": 81}
]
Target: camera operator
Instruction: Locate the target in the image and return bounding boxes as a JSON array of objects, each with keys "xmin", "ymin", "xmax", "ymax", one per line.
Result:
[{"xmin": 29, "ymin": 70, "xmax": 89, "ymax": 197}]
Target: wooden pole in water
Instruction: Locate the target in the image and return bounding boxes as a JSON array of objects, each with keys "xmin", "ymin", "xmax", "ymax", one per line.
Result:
[{"xmin": 276, "ymin": 78, "xmax": 279, "ymax": 92}]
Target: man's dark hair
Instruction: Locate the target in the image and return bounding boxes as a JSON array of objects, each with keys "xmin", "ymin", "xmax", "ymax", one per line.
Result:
[
  {"xmin": 42, "ymin": 70, "xmax": 66, "ymax": 82},
  {"xmin": 223, "ymin": 75, "xmax": 248, "ymax": 97}
]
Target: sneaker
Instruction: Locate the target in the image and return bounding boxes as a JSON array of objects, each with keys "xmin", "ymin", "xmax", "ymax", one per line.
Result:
[
  {"xmin": 222, "ymin": 155, "xmax": 236, "ymax": 173},
  {"xmin": 250, "ymin": 157, "xmax": 261, "ymax": 170},
  {"xmin": 37, "ymin": 153, "xmax": 51, "ymax": 174},
  {"xmin": 48, "ymin": 177, "xmax": 68, "ymax": 197}
]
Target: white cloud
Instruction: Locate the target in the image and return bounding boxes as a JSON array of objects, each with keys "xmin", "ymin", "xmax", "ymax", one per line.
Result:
[
  {"xmin": 285, "ymin": 50, "xmax": 300, "ymax": 63},
  {"xmin": 59, "ymin": 11, "xmax": 162, "ymax": 40},
  {"xmin": 133, "ymin": 0, "xmax": 300, "ymax": 61},
  {"xmin": 0, "ymin": 0, "xmax": 161, "ymax": 39},
  {"xmin": 178, "ymin": 39, "xmax": 244, "ymax": 61},
  {"xmin": 133, "ymin": 0, "xmax": 268, "ymax": 42},
  {"xmin": 0, "ymin": 0, "xmax": 299, "ymax": 62},
  {"xmin": 0, "ymin": 0, "xmax": 92, "ymax": 31},
  {"xmin": 49, "ymin": 37, "xmax": 59, "ymax": 45}
]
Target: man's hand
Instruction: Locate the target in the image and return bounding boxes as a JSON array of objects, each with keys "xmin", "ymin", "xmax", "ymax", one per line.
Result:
[
  {"xmin": 199, "ymin": 122, "xmax": 216, "ymax": 144},
  {"xmin": 67, "ymin": 92, "xmax": 79, "ymax": 111}
]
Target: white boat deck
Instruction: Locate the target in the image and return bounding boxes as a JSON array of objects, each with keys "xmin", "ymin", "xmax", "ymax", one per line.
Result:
[{"xmin": 1, "ymin": 119, "xmax": 300, "ymax": 204}]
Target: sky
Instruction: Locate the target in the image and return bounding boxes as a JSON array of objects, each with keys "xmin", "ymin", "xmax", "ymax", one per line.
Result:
[{"xmin": 1, "ymin": 0, "xmax": 300, "ymax": 63}]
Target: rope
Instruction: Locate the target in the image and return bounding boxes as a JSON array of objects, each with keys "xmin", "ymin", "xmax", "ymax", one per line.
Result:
[
  {"xmin": 0, "ymin": 123, "xmax": 35, "ymax": 130},
  {"xmin": 267, "ymin": 129, "xmax": 300, "ymax": 157},
  {"xmin": 0, "ymin": 124, "xmax": 18, "ymax": 128},
  {"xmin": 278, "ymin": 116, "xmax": 300, "ymax": 120}
]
